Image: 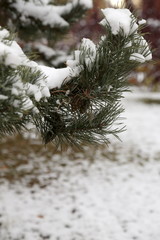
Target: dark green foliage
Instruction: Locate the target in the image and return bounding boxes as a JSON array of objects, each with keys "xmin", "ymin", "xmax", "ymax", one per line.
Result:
[{"xmin": 0, "ymin": 65, "xmax": 29, "ymax": 137}]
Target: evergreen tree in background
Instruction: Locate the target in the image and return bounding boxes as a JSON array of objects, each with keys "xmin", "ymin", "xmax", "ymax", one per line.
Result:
[{"xmin": 0, "ymin": 0, "xmax": 152, "ymax": 148}]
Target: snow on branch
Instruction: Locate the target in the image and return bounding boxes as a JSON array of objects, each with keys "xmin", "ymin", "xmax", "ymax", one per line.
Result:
[
  {"xmin": 0, "ymin": 27, "xmax": 71, "ymax": 112},
  {"xmin": 100, "ymin": 8, "xmax": 138, "ymax": 36},
  {"xmin": 11, "ymin": 0, "xmax": 93, "ymax": 28},
  {"xmin": 67, "ymin": 9, "xmax": 152, "ymax": 76},
  {"xmin": 100, "ymin": 8, "xmax": 152, "ymax": 61},
  {"xmin": 0, "ymin": 8, "xmax": 152, "ymax": 108}
]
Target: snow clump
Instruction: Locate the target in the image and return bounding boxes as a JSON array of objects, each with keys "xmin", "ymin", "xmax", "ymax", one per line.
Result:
[
  {"xmin": 100, "ymin": 8, "xmax": 138, "ymax": 36},
  {"xmin": 67, "ymin": 38, "xmax": 97, "ymax": 75}
]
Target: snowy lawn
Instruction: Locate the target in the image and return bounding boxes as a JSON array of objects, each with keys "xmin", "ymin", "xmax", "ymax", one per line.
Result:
[{"xmin": 0, "ymin": 89, "xmax": 160, "ymax": 240}]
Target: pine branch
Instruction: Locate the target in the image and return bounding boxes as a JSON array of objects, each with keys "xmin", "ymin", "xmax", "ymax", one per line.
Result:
[
  {"xmin": 33, "ymin": 9, "xmax": 152, "ymax": 147},
  {"xmin": 0, "ymin": 7, "xmax": 152, "ymax": 148}
]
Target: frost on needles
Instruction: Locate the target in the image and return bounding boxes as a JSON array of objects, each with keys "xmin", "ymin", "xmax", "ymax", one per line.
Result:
[{"xmin": 0, "ymin": 7, "xmax": 152, "ymax": 148}]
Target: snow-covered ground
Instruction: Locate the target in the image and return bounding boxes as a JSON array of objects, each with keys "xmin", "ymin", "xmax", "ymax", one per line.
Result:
[{"xmin": 0, "ymin": 89, "xmax": 160, "ymax": 240}]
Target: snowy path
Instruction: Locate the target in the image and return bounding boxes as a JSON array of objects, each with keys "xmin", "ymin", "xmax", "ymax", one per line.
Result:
[{"xmin": 0, "ymin": 90, "xmax": 160, "ymax": 240}]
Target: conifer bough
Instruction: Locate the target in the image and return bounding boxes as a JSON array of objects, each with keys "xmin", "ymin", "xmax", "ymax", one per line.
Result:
[{"xmin": 0, "ymin": 6, "xmax": 152, "ymax": 147}]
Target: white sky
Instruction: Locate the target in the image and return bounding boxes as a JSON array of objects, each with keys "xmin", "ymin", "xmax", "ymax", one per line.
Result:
[
  {"xmin": 108, "ymin": 0, "xmax": 142, "ymax": 8},
  {"xmin": 108, "ymin": 0, "xmax": 125, "ymax": 7}
]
